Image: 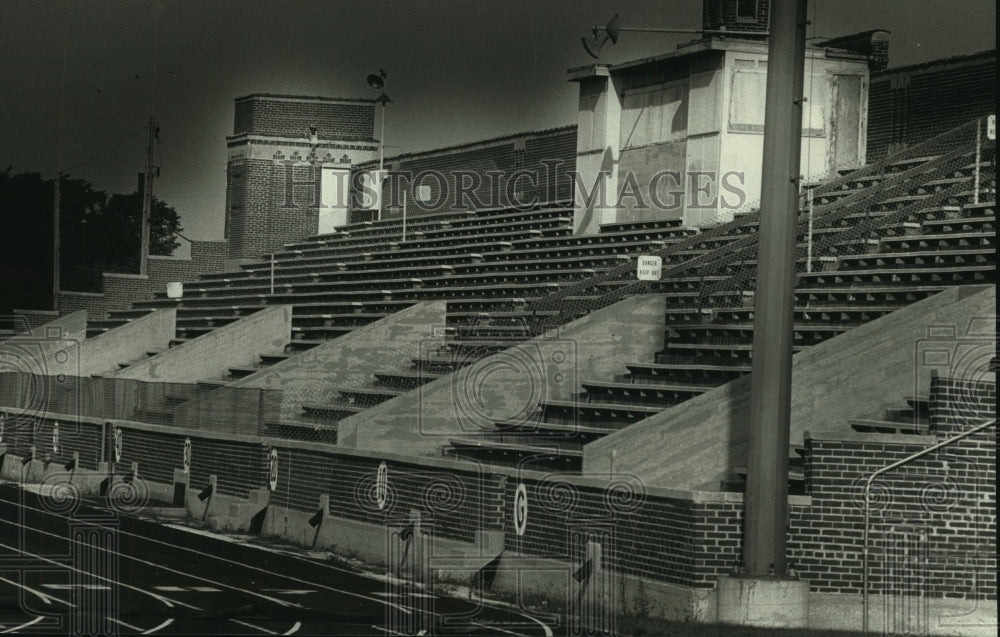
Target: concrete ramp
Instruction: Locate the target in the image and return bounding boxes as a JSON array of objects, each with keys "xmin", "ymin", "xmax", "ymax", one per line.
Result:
[
  {"xmin": 584, "ymin": 285, "xmax": 996, "ymax": 490},
  {"xmin": 337, "ymin": 294, "xmax": 667, "ymax": 456},
  {"xmin": 235, "ymin": 301, "xmax": 448, "ymax": 423},
  {"xmin": 114, "ymin": 306, "xmax": 291, "ymax": 382}
]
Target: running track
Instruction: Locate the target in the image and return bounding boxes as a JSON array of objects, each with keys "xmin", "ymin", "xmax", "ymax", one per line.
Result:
[{"xmin": 0, "ymin": 483, "xmax": 556, "ymax": 635}]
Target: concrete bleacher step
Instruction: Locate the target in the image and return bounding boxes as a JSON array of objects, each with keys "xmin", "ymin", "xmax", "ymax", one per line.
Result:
[
  {"xmin": 849, "ymin": 419, "xmax": 927, "ymax": 435},
  {"xmin": 227, "ymin": 366, "xmax": 261, "ymax": 379},
  {"xmin": 196, "ymin": 379, "xmax": 230, "ymax": 390},
  {"xmin": 259, "ymin": 352, "xmax": 291, "ymax": 365},
  {"xmin": 492, "ymin": 419, "xmax": 620, "ymax": 439},
  {"xmin": 372, "ymin": 369, "xmax": 442, "ymax": 391},
  {"xmin": 337, "ymin": 386, "xmax": 405, "ymax": 406},
  {"xmin": 264, "ymin": 420, "xmax": 338, "ymax": 443},
  {"xmin": 725, "ymin": 466, "xmax": 806, "ymax": 495},
  {"xmin": 300, "ymin": 403, "xmax": 365, "ymax": 421},
  {"xmin": 540, "ymin": 399, "xmax": 663, "ymax": 425},
  {"xmin": 445, "ymin": 437, "xmax": 583, "ymax": 470},
  {"xmin": 580, "ymin": 380, "xmax": 715, "ymax": 407},
  {"xmin": 285, "ymin": 339, "xmax": 327, "ymax": 353}
]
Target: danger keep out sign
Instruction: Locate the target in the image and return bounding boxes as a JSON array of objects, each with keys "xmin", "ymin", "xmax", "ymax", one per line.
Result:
[{"xmin": 637, "ymin": 255, "xmax": 663, "ymax": 281}]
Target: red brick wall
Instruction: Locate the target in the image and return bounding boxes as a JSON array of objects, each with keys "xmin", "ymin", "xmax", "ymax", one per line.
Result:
[
  {"xmin": 867, "ymin": 52, "xmax": 997, "ymax": 160},
  {"xmin": 233, "ymin": 95, "xmax": 375, "ymax": 141},
  {"xmin": 702, "ymin": 0, "xmax": 770, "ymax": 34},
  {"xmin": 5, "ymin": 374, "xmax": 992, "ymax": 600},
  {"xmin": 794, "ymin": 375, "xmax": 996, "ymax": 598},
  {"xmin": 57, "ymin": 292, "xmax": 107, "ymax": 319},
  {"xmin": 226, "ymin": 158, "xmax": 321, "ymax": 260},
  {"xmin": 351, "ymin": 126, "xmax": 578, "ymax": 222}
]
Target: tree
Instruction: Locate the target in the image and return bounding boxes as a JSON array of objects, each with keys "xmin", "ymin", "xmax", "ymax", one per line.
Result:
[
  {"xmin": 65, "ymin": 192, "xmax": 182, "ymax": 288},
  {"xmin": 0, "ymin": 169, "xmax": 183, "ymax": 308}
]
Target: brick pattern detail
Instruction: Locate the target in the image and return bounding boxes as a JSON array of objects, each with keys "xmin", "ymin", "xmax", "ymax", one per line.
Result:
[
  {"xmin": 226, "ymin": 158, "xmax": 321, "ymax": 260},
  {"xmin": 352, "ymin": 127, "xmax": 577, "ymax": 223},
  {"xmin": 795, "ymin": 376, "xmax": 996, "ymax": 598},
  {"xmin": 702, "ymin": 0, "xmax": 770, "ymax": 34},
  {"xmin": 268, "ymin": 448, "xmax": 505, "ymax": 544},
  {"xmin": 233, "ymin": 95, "xmax": 375, "ymax": 141},
  {"xmin": 4, "ymin": 376, "xmax": 992, "ymax": 600},
  {"xmin": 102, "ymin": 274, "xmax": 152, "ymax": 313},
  {"xmin": 867, "ymin": 53, "xmax": 996, "ymax": 160},
  {"xmin": 58, "ymin": 292, "xmax": 107, "ymax": 320}
]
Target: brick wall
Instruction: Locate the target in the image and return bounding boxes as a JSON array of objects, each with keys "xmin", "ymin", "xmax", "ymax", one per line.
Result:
[
  {"xmin": 867, "ymin": 51, "xmax": 997, "ymax": 160},
  {"xmin": 702, "ymin": 0, "xmax": 770, "ymax": 35},
  {"xmin": 58, "ymin": 291, "xmax": 107, "ymax": 320},
  {"xmin": 226, "ymin": 158, "xmax": 321, "ymax": 260},
  {"xmin": 5, "ymin": 374, "xmax": 992, "ymax": 601},
  {"xmin": 350, "ymin": 126, "xmax": 578, "ymax": 222},
  {"xmin": 101, "ymin": 273, "xmax": 152, "ymax": 313},
  {"xmin": 233, "ymin": 94, "xmax": 375, "ymax": 141},
  {"xmin": 795, "ymin": 375, "xmax": 996, "ymax": 598}
]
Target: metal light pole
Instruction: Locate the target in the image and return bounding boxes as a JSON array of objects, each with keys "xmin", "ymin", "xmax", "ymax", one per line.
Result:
[
  {"xmin": 743, "ymin": 0, "xmax": 808, "ymax": 578},
  {"xmin": 367, "ymin": 70, "xmax": 391, "ymax": 221},
  {"xmin": 139, "ymin": 116, "xmax": 155, "ymax": 275}
]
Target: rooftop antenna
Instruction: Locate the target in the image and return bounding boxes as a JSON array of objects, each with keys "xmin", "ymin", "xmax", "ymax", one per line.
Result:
[{"xmin": 581, "ymin": 13, "xmax": 770, "ymax": 59}]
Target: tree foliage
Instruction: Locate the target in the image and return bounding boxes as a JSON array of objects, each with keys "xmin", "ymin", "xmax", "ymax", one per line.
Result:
[{"xmin": 0, "ymin": 169, "xmax": 182, "ymax": 308}]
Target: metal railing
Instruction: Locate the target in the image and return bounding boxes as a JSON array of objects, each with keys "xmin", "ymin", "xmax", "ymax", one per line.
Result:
[{"xmin": 861, "ymin": 418, "xmax": 998, "ymax": 632}]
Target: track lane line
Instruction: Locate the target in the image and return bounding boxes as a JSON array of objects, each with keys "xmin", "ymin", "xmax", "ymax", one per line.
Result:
[
  {"xmin": 2, "ymin": 491, "xmax": 554, "ymax": 636},
  {"xmin": 0, "ymin": 616, "xmax": 45, "ymax": 633},
  {"xmin": 0, "ymin": 496, "xmax": 412, "ymax": 616},
  {"xmin": 282, "ymin": 621, "xmax": 301, "ymax": 635},
  {"xmin": 0, "ymin": 574, "xmax": 74, "ymax": 607},
  {"xmin": 230, "ymin": 618, "xmax": 277, "ymax": 634},
  {"xmin": 0, "ymin": 538, "xmax": 199, "ymax": 611},
  {"xmin": 142, "ymin": 618, "xmax": 175, "ymax": 634},
  {"xmin": 0, "ymin": 518, "xmax": 298, "ymax": 611},
  {"xmin": 108, "ymin": 616, "xmax": 146, "ymax": 632}
]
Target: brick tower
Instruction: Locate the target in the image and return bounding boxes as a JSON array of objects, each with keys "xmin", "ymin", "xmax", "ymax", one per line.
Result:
[
  {"xmin": 224, "ymin": 94, "xmax": 379, "ymax": 263},
  {"xmin": 702, "ymin": 0, "xmax": 770, "ymax": 37}
]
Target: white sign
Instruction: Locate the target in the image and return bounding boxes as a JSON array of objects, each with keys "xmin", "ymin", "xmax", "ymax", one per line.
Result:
[
  {"xmin": 375, "ymin": 461, "xmax": 388, "ymax": 510},
  {"xmin": 514, "ymin": 483, "xmax": 528, "ymax": 536},
  {"xmin": 183, "ymin": 437, "xmax": 192, "ymax": 473},
  {"xmin": 987, "ymin": 114, "xmax": 996, "ymax": 141},
  {"xmin": 113, "ymin": 427, "xmax": 123, "ymax": 463},
  {"xmin": 637, "ymin": 255, "xmax": 663, "ymax": 281},
  {"xmin": 268, "ymin": 448, "xmax": 279, "ymax": 491}
]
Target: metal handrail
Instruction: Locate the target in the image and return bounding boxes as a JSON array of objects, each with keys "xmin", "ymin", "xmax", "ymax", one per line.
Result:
[{"xmin": 861, "ymin": 418, "xmax": 997, "ymax": 632}]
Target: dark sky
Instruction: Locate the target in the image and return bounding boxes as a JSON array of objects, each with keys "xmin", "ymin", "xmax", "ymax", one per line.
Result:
[{"xmin": 2, "ymin": 0, "xmax": 995, "ymax": 244}]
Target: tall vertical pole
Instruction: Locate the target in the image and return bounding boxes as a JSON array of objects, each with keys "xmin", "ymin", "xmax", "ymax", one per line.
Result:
[
  {"xmin": 744, "ymin": 0, "xmax": 808, "ymax": 578},
  {"xmin": 973, "ymin": 118, "xmax": 981, "ymax": 205},
  {"xmin": 53, "ymin": 174, "xmax": 61, "ymax": 311},
  {"xmin": 377, "ymin": 102, "xmax": 386, "ymax": 222},
  {"xmin": 806, "ymin": 188, "xmax": 814, "ymax": 273},
  {"xmin": 402, "ymin": 192, "xmax": 407, "ymax": 242},
  {"xmin": 53, "ymin": 0, "xmax": 69, "ymax": 312},
  {"xmin": 140, "ymin": 116, "xmax": 154, "ymax": 275}
]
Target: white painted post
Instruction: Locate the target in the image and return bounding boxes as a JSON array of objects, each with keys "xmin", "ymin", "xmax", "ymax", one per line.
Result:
[
  {"xmin": 806, "ymin": 188, "xmax": 814, "ymax": 273},
  {"xmin": 402, "ymin": 193, "xmax": 407, "ymax": 242},
  {"xmin": 974, "ymin": 118, "xmax": 982, "ymax": 205}
]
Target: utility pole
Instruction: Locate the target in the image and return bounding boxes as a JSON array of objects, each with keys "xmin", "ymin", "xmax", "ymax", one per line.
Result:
[
  {"xmin": 52, "ymin": 173, "xmax": 61, "ymax": 311},
  {"xmin": 743, "ymin": 0, "xmax": 808, "ymax": 577},
  {"xmin": 140, "ymin": 116, "xmax": 155, "ymax": 275}
]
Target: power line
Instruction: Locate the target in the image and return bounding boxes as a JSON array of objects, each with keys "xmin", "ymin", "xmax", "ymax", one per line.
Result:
[{"xmin": 58, "ymin": 124, "xmax": 147, "ymax": 176}]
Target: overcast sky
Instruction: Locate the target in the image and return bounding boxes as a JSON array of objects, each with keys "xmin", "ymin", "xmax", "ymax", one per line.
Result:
[{"xmin": 2, "ymin": 0, "xmax": 995, "ymax": 243}]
